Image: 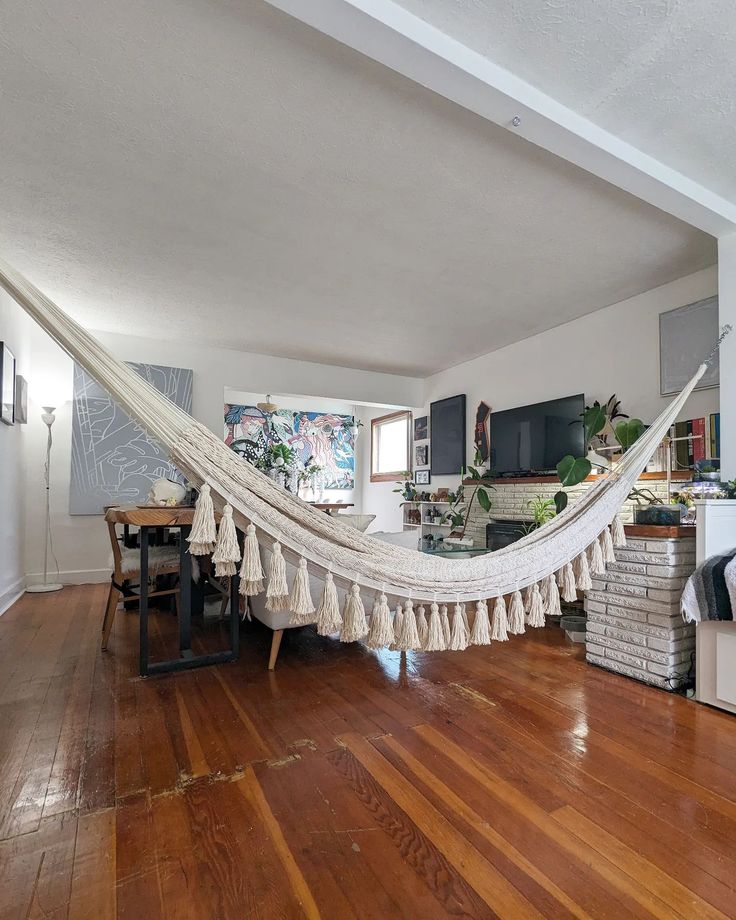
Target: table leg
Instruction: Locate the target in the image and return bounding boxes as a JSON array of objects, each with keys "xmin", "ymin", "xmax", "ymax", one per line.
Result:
[
  {"xmin": 179, "ymin": 524, "xmax": 192, "ymax": 656},
  {"xmin": 139, "ymin": 528, "xmax": 149, "ymax": 677},
  {"xmin": 230, "ymin": 571, "xmax": 240, "ymax": 657}
]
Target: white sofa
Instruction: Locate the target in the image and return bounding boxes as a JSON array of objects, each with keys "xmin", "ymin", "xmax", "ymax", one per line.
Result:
[{"xmin": 249, "ymin": 528, "xmax": 418, "ymax": 668}]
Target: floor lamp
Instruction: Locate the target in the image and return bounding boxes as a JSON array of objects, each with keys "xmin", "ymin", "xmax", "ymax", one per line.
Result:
[{"xmin": 26, "ymin": 405, "xmax": 63, "ymax": 594}]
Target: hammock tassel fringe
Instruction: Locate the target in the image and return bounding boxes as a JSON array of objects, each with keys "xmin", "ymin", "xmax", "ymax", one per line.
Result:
[
  {"xmin": 289, "ymin": 558, "xmax": 315, "ymax": 624},
  {"xmin": 366, "ymin": 594, "xmax": 394, "ymax": 649},
  {"xmin": 316, "ymin": 573, "xmax": 341, "ymax": 635},
  {"xmin": 508, "ymin": 590, "xmax": 525, "ymax": 635},
  {"xmin": 212, "ymin": 504, "xmax": 240, "ymax": 577},
  {"xmin": 239, "ymin": 524, "xmax": 264, "ymax": 596},
  {"xmin": 397, "ymin": 599, "xmax": 421, "ymax": 651},
  {"xmin": 449, "ymin": 603, "xmax": 469, "ymax": 651},
  {"xmin": 341, "ymin": 584, "xmax": 368, "ymax": 642},
  {"xmin": 470, "ymin": 599, "xmax": 491, "ymax": 646},
  {"xmin": 424, "ymin": 602, "xmax": 446, "ymax": 651},
  {"xmin": 491, "ymin": 595, "xmax": 509, "ymax": 642},
  {"xmin": 188, "ymin": 484, "xmax": 216, "ymax": 555},
  {"xmin": 265, "ymin": 541, "xmax": 290, "ymax": 611}
]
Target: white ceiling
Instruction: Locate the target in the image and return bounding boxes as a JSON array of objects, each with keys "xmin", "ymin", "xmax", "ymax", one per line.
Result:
[
  {"xmin": 0, "ymin": 0, "xmax": 716, "ymax": 377},
  {"xmin": 395, "ymin": 0, "xmax": 736, "ymax": 202}
]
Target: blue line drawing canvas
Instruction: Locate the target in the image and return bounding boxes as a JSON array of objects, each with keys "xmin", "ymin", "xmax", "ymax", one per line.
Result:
[{"xmin": 70, "ymin": 362, "xmax": 193, "ymax": 514}]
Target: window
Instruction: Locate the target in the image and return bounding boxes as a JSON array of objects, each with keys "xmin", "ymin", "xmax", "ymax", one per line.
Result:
[{"xmin": 371, "ymin": 410, "xmax": 411, "ymax": 482}]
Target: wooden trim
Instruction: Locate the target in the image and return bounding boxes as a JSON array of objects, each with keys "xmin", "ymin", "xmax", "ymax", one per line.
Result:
[
  {"xmin": 463, "ymin": 471, "xmax": 693, "ymax": 486},
  {"xmin": 624, "ymin": 524, "xmax": 695, "ymax": 538},
  {"xmin": 370, "ymin": 410, "xmax": 411, "ymax": 483}
]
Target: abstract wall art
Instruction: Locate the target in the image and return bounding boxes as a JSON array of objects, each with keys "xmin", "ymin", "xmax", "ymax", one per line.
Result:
[
  {"xmin": 224, "ymin": 404, "xmax": 355, "ymax": 489},
  {"xmin": 70, "ymin": 362, "xmax": 193, "ymax": 514}
]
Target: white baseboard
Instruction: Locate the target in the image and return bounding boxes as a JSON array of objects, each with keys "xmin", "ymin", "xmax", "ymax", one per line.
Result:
[
  {"xmin": 0, "ymin": 578, "xmax": 25, "ymax": 616},
  {"xmin": 25, "ymin": 569, "xmax": 110, "ymax": 587}
]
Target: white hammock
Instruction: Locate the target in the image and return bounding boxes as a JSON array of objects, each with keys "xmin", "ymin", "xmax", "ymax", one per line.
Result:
[{"xmin": 0, "ymin": 258, "xmax": 715, "ymax": 650}]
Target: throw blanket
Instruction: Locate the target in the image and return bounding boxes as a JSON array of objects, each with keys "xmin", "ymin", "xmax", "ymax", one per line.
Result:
[{"xmin": 681, "ymin": 550, "xmax": 736, "ymax": 623}]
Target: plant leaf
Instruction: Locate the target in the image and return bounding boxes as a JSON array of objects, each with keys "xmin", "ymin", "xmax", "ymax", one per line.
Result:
[
  {"xmin": 554, "ymin": 490, "xmax": 568, "ymax": 514},
  {"xmin": 556, "ymin": 455, "xmax": 591, "ymax": 487},
  {"xmin": 477, "ymin": 488, "xmax": 491, "ymax": 512},
  {"xmin": 616, "ymin": 419, "xmax": 645, "ymax": 451}
]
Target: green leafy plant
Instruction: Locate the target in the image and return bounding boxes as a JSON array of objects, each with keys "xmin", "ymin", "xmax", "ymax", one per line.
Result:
[
  {"xmin": 724, "ymin": 480, "xmax": 736, "ymax": 499},
  {"xmin": 440, "ymin": 467, "xmax": 494, "ymax": 537},
  {"xmin": 393, "ymin": 473, "xmax": 417, "ymax": 503},
  {"xmin": 554, "ymin": 397, "xmax": 643, "ymax": 513},
  {"xmin": 522, "ymin": 495, "xmax": 557, "ymax": 534},
  {"xmin": 615, "ymin": 418, "xmax": 645, "ymax": 451}
]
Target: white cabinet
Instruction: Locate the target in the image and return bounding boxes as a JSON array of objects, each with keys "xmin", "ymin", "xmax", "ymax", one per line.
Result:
[{"xmin": 695, "ymin": 499, "xmax": 736, "ymax": 565}]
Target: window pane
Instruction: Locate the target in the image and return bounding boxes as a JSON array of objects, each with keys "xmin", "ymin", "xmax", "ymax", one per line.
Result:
[{"xmin": 376, "ymin": 417, "xmax": 407, "ymax": 473}]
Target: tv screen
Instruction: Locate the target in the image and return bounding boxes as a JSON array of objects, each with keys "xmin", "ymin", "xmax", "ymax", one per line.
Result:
[{"xmin": 490, "ymin": 394, "xmax": 585, "ymax": 475}]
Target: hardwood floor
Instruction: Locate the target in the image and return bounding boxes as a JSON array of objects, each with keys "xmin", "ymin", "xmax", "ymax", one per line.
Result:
[{"xmin": 1, "ymin": 584, "xmax": 735, "ymax": 919}]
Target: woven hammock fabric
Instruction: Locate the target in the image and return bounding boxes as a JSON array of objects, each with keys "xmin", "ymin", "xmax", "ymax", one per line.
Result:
[{"xmin": 0, "ymin": 259, "xmax": 707, "ymax": 612}]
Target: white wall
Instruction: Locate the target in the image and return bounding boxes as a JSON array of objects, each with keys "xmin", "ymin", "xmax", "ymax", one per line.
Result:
[
  {"xmin": 419, "ymin": 267, "xmax": 720, "ymax": 493},
  {"xmin": 14, "ymin": 307, "xmax": 423, "ymax": 585},
  {"xmin": 0, "ymin": 291, "xmax": 30, "ymax": 612},
  {"xmin": 718, "ymin": 235, "xmax": 736, "ymax": 478}
]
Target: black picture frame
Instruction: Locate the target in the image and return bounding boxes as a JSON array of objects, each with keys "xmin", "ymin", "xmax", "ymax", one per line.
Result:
[
  {"xmin": 413, "ymin": 415, "xmax": 428, "ymax": 441},
  {"xmin": 0, "ymin": 342, "xmax": 16, "ymax": 426},
  {"xmin": 430, "ymin": 394, "xmax": 466, "ymax": 475},
  {"xmin": 414, "ymin": 469, "xmax": 430, "ymax": 485},
  {"xmin": 415, "ymin": 444, "xmax": 429, "ymax": 467}
]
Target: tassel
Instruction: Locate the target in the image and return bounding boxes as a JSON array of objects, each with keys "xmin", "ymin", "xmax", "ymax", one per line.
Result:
[
  {"xmin": 289, "ymin": 558, "xmax": 315, "ymax": 624},
  {"xmin": 491, "ymin": 595, "xmax": 509, "ymax": 642},
  {"xmin": 265, "ymin": 541, "xmax": 290, "ymax": 611},
  {"xmin": 556, "ymin": 568, "xmax": 565, "ymax": 588},
  {"xmin": 212, "ymin": 504, "xmax": 241, "ymax": 577},
  {"xmin": 602, "ymin": 527, "xmax": 616, "ymax": 564},
  {"xmin": 612, "ymin": 513, "xmax": 626, "ymax": 547},
  {"xmin": 545, "ymin": 574, "xmax": 562, "ymax": 618},
  {"xmin": 449, "ymin": 603, "xmax": 469, "ymax": 651},
  {"xmin": 523, "ymin": 584, "xmax": 534, "ymax": 614},
  {"xmin": 461, "ymin": 604, "xmax": 471, "ymax": 633},
  {"xmin": 396, "ymin": 599, "xmax": 421, "ymax": 651},
  {"xmin": 470, "ymin": 599, "xmax": 491, "ymax": 646},
  {"xmin": 340, "ymin": 584, "xmax": 368, "ymax": 642},
  {"xmin": 315, "ymin": 572, "xmax": 342, "ymax": 635},
  {"xmin": 390, "ymin": 604, "xmax": 404, "ymax": 650},
  {"xmin": 540, "ymin": 575, "xmax": 550, "ymax": 607},
  {"xmin": 440, "ymin": 605, "xmax": 451, "ymax": 647},
  {"xmin": 527, "ymin": 583, "xmax": 545, "ymax": 628},
  {"xmin": 187, "ymin": 483, "xmax": 217, "ymax": 555},
  {"xmin": 416, "ymin": 605, "xmax": 429, "ymax": 647},
  {"xmin": 366, "ymin": 594, "xmax": 394, "ymax": 649},
  {"xmin": 508, "ymin": 590, "xmax": 525, "ymax": 634},
  {"xmin": 560, "ymin": 562, "xmax": 577, "ymax": 603},
  {"xmin": 574, "ymin": 551, "xmax": 592, "ymax": 591},
  {"xmin": 589, "ymin": 538, "xmax": 605, "ymax": 576},
  {"xmin": 239, "ymin": 523, "xmax": 264, "ymax": 596},
  {"xmin": 424, "ymin": 602, "xmax": 446, "ymax": 651}
]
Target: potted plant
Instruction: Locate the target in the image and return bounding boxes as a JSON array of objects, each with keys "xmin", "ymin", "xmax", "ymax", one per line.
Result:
[
  {"xmin": 521, "ymin": 495, "xmax": 556, "ymax": 534},
  {"xmin": 440, "ymin": 466, "xmax": 494, "ymax": 546}
]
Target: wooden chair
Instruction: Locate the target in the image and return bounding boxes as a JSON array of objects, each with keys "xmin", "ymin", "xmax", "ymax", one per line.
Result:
[{"xmin": 101, "ymin": 520, "xmax": 182, "ymax": 650}]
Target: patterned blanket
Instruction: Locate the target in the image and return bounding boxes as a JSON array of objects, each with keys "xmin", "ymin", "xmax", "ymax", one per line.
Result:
[{"xmin": 681, "ymin": 549, "xmax": 736, "ymax": 623}]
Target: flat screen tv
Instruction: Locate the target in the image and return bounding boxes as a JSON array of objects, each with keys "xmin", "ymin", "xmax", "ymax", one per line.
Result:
[
  {"xmin": 430, "ymin": 394, "xmax": 466, "ymax": 475},
  {"xmin": 490, "ymin": 394, "xmax": 585, "ymax": 475}
]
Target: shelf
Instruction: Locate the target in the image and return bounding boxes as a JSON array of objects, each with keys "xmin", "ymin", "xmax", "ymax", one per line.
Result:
[
  {"xmin": 422, "ymin": 522, "xmax": 452, "ymax": 528},
  {"xmin": 462, "ymin": 471, "xmax": 693, "ymax": 486},
  {"xmin": 402, "ymin": 500, "xmax": 452, "ymax": 505}
]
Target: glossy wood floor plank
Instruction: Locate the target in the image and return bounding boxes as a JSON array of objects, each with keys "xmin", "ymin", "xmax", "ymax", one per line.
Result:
[{"xmin": 1, "ymin": 584, "xmax": 736, "ymax": 919}]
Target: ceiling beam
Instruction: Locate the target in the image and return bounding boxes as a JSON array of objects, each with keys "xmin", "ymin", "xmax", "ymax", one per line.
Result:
[{"xmin": 266, "ymin": 0, "xmax": 736, "ymax": 238}]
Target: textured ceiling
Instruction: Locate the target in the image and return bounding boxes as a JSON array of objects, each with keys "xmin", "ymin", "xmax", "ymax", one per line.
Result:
[
  {"xmin": 396, "ymin": 0, "xmax": 736, "ymax": 202},
  {"xmin": 0, "ymin": 0, "xmax": 716, "ymax": 376}
]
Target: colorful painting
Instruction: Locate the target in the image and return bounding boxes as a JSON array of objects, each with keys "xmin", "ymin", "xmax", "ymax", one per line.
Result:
[{"xmin": 225, "ymin": 404, "xmax": 355, "ymax": 489}]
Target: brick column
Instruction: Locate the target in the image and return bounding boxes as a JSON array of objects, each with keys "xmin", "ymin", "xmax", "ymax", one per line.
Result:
[{"xmin": 584, "ymin": 529, "xmax": 696, "ymax": 689}]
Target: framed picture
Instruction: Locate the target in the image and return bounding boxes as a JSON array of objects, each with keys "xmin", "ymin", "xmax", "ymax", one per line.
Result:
[
  {"xmin": 660, "ymin": 297, "xmax": 719, "ymax": 395},
  {"xmin": 414, "ymin": 469, "xmax": 430, "ymax": 485},
  {"xmin": 413, "ymin": 415, "xmax": 428, "ymax": 441},
  {"xmin": 14, "ymin": 375, "xmax": 28, "ymax": 424},
  {"xmin": 0, "ymin": 343, "xmax": 15, "ymax": 425},
  {"xmin": 415, "ymin": 444, "xmax": 429, "ymax": 467},
  {"xmin": 430, "ymin": 394, "xmax": 466, "ymax": 475}
]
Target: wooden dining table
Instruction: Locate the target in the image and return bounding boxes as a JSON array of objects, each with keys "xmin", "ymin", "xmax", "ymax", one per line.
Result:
[{"xmin": 104, "ymin": 505, "xmax": 240, "ymax": 677}]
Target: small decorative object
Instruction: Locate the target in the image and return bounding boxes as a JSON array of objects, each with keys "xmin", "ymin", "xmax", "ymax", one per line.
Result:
[
  {"xmin": 147, "ymin": 477, "xmax": 187, "ymax": 506},
  {"xmin": 474, "ymin": 401, "xmax": 491, "ymax": 464},
  {"xmin": 430, "ymin": 395, "xmax": 466, "ymax": 475},
  {"xmin": 415, "ymin": 444, "xmax": 429, "ymax": 467},
  {"xmin": 634, "ymin": 505, "xmax": 683, "ymax": 526},
  {"xmin": 1, "ymin": 342, "xmax": 15, "ymax": 425},
  {"xmin": 660, "ymin": 296, "xmax": 719, "ymax": 395},
  {"xmin": 14, "ymin": 374, "xmax": 27, "ymax": 424},
  {"xmin": 435, "ymin": 488, "xmax": 449, "ymax": 501},
  {"xmin": 414, "ymin": 469, "xmax": 430, "ymax": 485},
  {"xmin": 695, "ymin": 459, "xmax": 720, "ymax": 482},
  {"xmin": 413, "ymin": 415, "xmax": 428, "ymax": 441}
]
